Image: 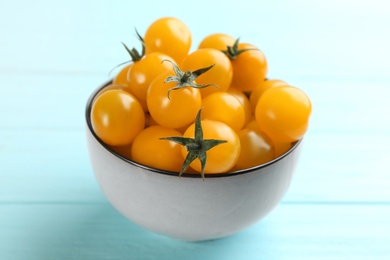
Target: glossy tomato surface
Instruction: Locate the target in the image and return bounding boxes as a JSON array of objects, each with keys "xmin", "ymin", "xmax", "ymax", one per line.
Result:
[
  {"xmin": 201, "ymin": 92, "xmax": 245, "ymax": 132},
  {"xmin": 182, "ymin": 120, "xmax": 240, "ymax": 174},
  {"xmin": 255, "ymin": 85, "xmax": 312, "ymax": 143},
  {"xmin": 131, "ymin": 125, "xmax": 184, "ymax": 172},
  {"xmin": 144, "ymin": 17, "xmax": 191, "ymax": 63},
  {"xmin": 198, "ymin": 33, "xmax": 235, "ymax": 50},
  {"xmin": 128, "ymin": 52, "xmax": 175, "ymax": 102},
  {"xmin": 147, "ymin": 71, "xmax": 202, "ymax": 129},
  {"xmin": 180, "ymin": 48, "xmax": 232, "ymax": 97},
  {"xmin": 91, "ymin": 89, "xmax": 145, "ymax": 146}
]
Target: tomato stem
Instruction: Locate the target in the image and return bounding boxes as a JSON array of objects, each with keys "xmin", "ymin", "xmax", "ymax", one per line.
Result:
[
  {"xmin": 108, "ymin": 28, "xmax": 145, "ymax": 76},
  {"xmin": 160, "ymin": 109, "xmax": 227, "ymax": 179},
  {"xmin": 221, "ymin": 38, "xmax": 258, "ymax": 60},
  {"xmin": 122, "ymin": 42, "xmax": 143, "ymax": 62},
  {"xmin": 186, "ymin": 142, "xmax": 201, "ymax": 151},
  {"xmin": 181, "ymin": 71, "xmax": 192, "ymax": 83},
  {"xmin": 162, "ymin": 60, "xmax": 219, "ymax": 99}
]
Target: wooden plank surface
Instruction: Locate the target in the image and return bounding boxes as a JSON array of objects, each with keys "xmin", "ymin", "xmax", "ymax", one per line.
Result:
[
  {"xmin": 1, "ymin": 0, "xmax": 390, "ymax": 259},
  {"xmin": 1, "ymin": 204, "xmax": 389, "ymax": 260}
]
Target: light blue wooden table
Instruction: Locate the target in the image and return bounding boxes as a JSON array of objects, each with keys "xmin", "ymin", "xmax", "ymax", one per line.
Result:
[{"xmin": 1, "ymin": 0, "xmax": 390, "ymax": 259}]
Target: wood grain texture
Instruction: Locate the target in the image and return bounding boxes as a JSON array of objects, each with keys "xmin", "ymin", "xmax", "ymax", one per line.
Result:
[{"xmin": 1, "ymin": 0, "xmax": 390, "ymax": 259}]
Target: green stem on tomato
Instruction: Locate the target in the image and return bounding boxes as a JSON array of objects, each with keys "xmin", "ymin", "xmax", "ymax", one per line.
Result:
[
  {"xmin": 162, "ymin": 60, "xmax": 219, "ymax": 99},
  {"xmin": 108, "ymin": 28, "xmax": 145, "ymax": 76},
  {"xmin": 221, "ymin": 37, "xmax": 258, "ymax": 60},
  {"xmin": 160, "ymin": 109, "xmax": 227, "ymax": 180}
]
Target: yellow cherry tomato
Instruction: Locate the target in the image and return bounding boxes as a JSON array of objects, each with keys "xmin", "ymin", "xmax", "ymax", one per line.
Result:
[
  {"xmin": 249, "ymin": 79, "xmax": 287, "ymax": 112},
  {"xmin": 226, "ymin": 86, "xmax": 252, "ymax": 125},
  {"xmin": 96, "ymin": 83, "xmax": 148, "ymax": 112},
  {"xmin": 246, "ymin": 119, "xmax": 291, "ymax": 159},
  {"xmin": 91, "ymin": 89, "xmax": 145, "ymax": 146},
  {"xmin": 201, "ymin": 92, "xmax": 246, "ymax": 132},
  {"xmin": 112, "ymin": 63, "xmax": 149, "ymax": 111},
  {"xmin": 94, "ymin": 84, "xmax": 133, "ymax": 102},
  {"xmin": 131, "ymin": 125, "xmax": 184, "ymax": 172},
  {"xmin": 108, "ymin": 143, "xmax": 132, "ymax": 160},
  {"xmin": 180, "ymin": 48, "xmax": 233, "ymax": 97},
  {"xmin": 144, "ymin": 112, "xmax": 158, "ymax": 128},
  {"xmin": 273, "ymin": 140, "xmax": 293, "ymax": 158},
  {"xmin": 255, "ymin": 85, "xmax": 312, "ymax": 143},
  {"xmin": 128, "ymin": 52, "xmax": 175, "ymax": 102},
  {"xmin": 234, "ymin": 126, "xmax": 275, "ymax": 170},
  {"xmin": 147, "ymin": 71, "xmax": 202, "ymax": 129},
  {"xmin": 182, "ymin": 120, "xmax": 241, "ymax": 174},
  {"xmin": 144, "ymin": 17, "xmax": 192, "ymax": 63},
  {"xmin": 231, "ymin": 43, "xmax": 268, "ymax": 92},
  {"xmin": 198, "ymin": 33, "xmax": 235, "ymax": 50},
  {"xmin": 113, "ymin": 64, "xmax": 132, "ymax": 88}
]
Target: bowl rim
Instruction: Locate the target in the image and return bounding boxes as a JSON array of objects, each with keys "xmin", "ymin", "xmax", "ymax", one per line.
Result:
[{"xmin": 85, "ymin": 80, "xmax": 302, "ymax": 179}]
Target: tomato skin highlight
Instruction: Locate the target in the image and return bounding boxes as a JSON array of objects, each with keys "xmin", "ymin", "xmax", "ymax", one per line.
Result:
[
  {"xmin": 234, "ymin": 126, "xmax": 275, "ymax": 171},
  {"xmin": 91, "ymin": 89, "xmax": 145, "ymax": 146},
  {"xmin": 94, "ymin": 84, "xmax": 134, "ymax": 101},
  {"xmin": 255, "ymin": 85, "xmax": 312, "ymax": 143},
  {"xmin": 128, "ymin": 52, "xmax": 175, "ymax": 102},
  {"xmin": 182, "ymin": 120, "xmax": 241, "ymax": 174},
  {"xmin": 131, "ymin": 125, "xmax": 184, "ymax": 172},
  {"xmin": 144, "ymin": 17, "xmax": 192, "ymax": 63},
  {"xmin": 226, "ymin": 86, "xmax": 252, "ymax": 125},
  {"xmin": 96, "ymin": 83, "xmax": 148, "ymax": 112},
  {"xmin": 147, "ymin": 71, "xmax": 202, "ymax": 129},
  {"xmin": 246, "ymin": 119, "xmax": 293, "ymax": 159}
]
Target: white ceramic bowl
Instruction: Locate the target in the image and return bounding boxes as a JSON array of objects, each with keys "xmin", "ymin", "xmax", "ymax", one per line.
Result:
[{"xmin": 85, "ymin": 82, "xmax": 303, "ymax": 241}]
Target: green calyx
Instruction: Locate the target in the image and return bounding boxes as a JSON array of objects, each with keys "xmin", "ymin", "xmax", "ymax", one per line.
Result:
[
  {"xmin": 108, "ymin": 28, "xmax": 145, "ymax": 76},
  {"xmin": 162, "ymin": 60, "xmax": 219, "ymax": 99},
  {"xmin": 121, "ymin": 28, "xmax": 145, "ymax": 62},
  {"xmin": 221, "ymin": 37, "xmax": 258, "ymax": 60},
  {"xmin": 160, "ymin": 109, "xmax": 227, "ymax": 180}
]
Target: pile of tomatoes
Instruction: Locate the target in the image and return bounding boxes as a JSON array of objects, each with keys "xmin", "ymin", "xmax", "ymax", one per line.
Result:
[{"xmin": 90, "ymin": 17, "xmax": 312, "ymax": 177}]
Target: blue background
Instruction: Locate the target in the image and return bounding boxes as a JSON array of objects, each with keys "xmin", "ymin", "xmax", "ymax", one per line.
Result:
[{"xmin": 1, "ymin": 0, "xmax": 390, "ymax": 259}]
